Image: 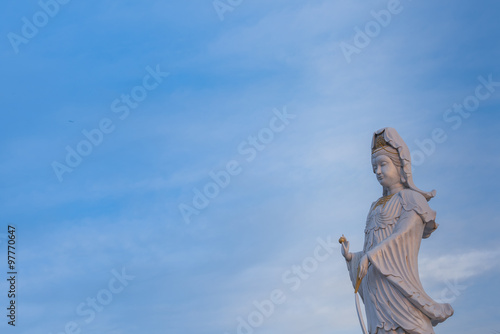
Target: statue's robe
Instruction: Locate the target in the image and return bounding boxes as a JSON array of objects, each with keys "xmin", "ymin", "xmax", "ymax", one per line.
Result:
[{"xmin": 346, "ymin": 189, "xmax": 454, "ymax": 334}]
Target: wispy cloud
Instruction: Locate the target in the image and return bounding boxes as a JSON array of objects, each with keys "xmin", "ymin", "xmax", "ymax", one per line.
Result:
[{"xmin": 420, "ymin": 249, "xmax": 500, "ymax": 282}]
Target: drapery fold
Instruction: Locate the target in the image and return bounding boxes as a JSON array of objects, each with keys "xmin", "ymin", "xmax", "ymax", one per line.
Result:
[{"xmin": 345, "ymin": 189, "xmax": 453, "ymax": 334}]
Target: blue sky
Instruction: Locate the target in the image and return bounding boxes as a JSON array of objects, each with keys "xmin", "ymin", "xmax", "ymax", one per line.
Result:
[{"xmin": 1, "ymin": 0, "xmax": 500, "ymax": 333}]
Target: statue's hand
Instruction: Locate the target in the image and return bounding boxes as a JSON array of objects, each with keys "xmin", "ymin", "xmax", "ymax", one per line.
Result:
[
  {"xmin": 341, "ymin": 240, "xmax": 352, "ymax": 262},
  {"xmin": 358, "ymin": 255, "xmax": 369, "ymax": 280}
]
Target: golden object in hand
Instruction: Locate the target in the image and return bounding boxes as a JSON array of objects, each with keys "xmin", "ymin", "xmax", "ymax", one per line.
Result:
[{"xmin": 355, "ymin": 267, "xmax": 363, "ymax": 294}]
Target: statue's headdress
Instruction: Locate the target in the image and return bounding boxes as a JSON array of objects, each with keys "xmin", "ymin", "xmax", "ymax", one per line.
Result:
[
  {"xmin": 372, "ymin": 133, "xmax": 389, "ymax": 153},
  {"xmin": 371, "ymin": 127, "xmax": 436, "ymax": 201}
]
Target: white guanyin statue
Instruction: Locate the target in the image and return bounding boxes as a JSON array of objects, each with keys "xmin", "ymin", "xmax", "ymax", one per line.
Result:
[{"xmin": 340, "ymin": 127, "xmax": 454, "ymax": 334}]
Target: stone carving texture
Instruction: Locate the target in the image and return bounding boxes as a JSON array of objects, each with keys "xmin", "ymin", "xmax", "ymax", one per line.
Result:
[{"xmin": 340, "ymin": 127, "xmax": 454, "ymax": 334}]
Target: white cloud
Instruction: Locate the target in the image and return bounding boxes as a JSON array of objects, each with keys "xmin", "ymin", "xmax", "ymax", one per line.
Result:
[{"xmin": 420, "ymin": 248, "xmax": 500, "ymax": 282}]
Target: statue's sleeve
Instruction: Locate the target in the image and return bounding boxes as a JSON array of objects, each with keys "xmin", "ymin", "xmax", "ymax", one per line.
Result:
[
  {"xmin": 345, "ymin": 251, "xmax": 365, "ymax": 299},
  {"xmin": 365, "ymin": 190, "xmax": 453, "ymax": 324},
  {"xmin": 346, "ymin": 251, "xmax": 362, "ymax": 287},
  {"xmin": 344, "ymin": 200, "xmax": 377, "ymax": 299}
]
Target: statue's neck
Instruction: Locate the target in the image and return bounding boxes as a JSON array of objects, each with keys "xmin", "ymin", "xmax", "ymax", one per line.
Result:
[{"xmin": 386, "ymin": 183, "xmax": 404, "ymax": 196}]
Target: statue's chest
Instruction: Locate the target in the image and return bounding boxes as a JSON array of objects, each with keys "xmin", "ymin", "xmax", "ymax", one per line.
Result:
[{"xmin": 364, "ymin": 195, "xmax": 402, "ymax": 249}]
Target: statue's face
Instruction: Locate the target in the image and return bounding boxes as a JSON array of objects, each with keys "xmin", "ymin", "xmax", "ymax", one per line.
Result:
[{"xmin": 371, "ymin": 154, "xmax": 401, "ymax": 188}]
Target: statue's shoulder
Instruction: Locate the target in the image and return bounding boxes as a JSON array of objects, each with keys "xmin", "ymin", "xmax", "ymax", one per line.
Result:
[
  {"xmin": 398, "ymin": 188, "xmax": 428, "ymax": 207},
  {"xmin": 398, "ymin": 189, "xmax": 437, "ymax": 237},
  {"xmin": 397, "ymin": 189, "xmax": 434, "ymax": 219}
]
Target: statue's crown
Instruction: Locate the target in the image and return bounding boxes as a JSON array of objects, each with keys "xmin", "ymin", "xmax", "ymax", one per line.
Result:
[{"xmin": 372, "ymin": 133, "xmax": 389, "ymax": 153}]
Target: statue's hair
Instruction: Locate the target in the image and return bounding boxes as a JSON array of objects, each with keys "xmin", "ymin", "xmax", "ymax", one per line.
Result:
[{"xmin": 371, "ymin": 145, "xmax": 401, "ymax": 168}]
